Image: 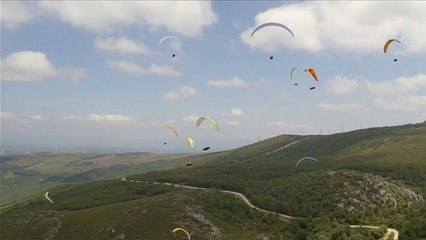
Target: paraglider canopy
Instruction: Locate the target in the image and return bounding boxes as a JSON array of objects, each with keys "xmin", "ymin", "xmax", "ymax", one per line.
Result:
[
  {"xmin": 45, "ymin": 192, "xmax": 54, "ymax": 204},
  {"xmin": 161, "ymin": 124, "xmax": 179, "ymax": 138},
  {"xmin": 158, "ymin": 35, "xmax": 179, "ymax": 49},
  {"xmin": 251, "ymin": 22, "xmax": 295, "ymax": 38},
  {"xmin": 290, "ymin": 67, "xmax": 299, "ymax": 80},
  {"xmin": 383, "ymin": 39, "xmax": 401, "ymax": 54},
  {"xmin": 202, "ymin": 147, "xmax": 210, "ymax": 151},
  {"xmin": 195, "ymin": 116, "xmax": 219, "ymax": 132},
  {"xmin": 172, "ymin": 227, "xmax": 191, "ymax": 240},
  {"xmin": 186, "ymin": 137, "xmax": 194, "ymax": 148},
  {"xmin": 296, "ymin": 157, "xmax": 319, "ymax": 167},
  {"xmin": 304, "ymin": 68, "xmax": 318, "ymax": 81},
  {"xmin": 309, "ymin": 87, "xmax": 316, "ymax": 90}
]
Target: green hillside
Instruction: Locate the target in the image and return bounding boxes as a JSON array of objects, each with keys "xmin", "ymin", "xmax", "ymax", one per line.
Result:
[
  {"xmin": 131, "ymin": 122, "xmax": 426, "ymax": 238},
  {"xmin": 1, "ymin": 179, "xmax": 387, "ymax": 240},
  {"xmin": 0, "ymin": 152, "xmax": 196, "ymax": 205},
  {"xmin": 1, "ymin": 122, "xmax": 425, "ymax": 239}
]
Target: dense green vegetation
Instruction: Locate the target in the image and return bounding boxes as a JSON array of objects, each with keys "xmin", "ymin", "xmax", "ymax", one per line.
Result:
[
  {"xmin": 1, "ymin": 122, "xmax": 425, "ymax": 239},
  {"xmin": 1, "ymin": 180, "xmax": 385, "ymax": 239}
]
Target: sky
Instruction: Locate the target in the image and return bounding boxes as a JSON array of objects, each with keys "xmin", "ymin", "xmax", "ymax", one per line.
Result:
[{"xmin": 1, "ymin": 1, "xmax": 426, "ymax": 152}]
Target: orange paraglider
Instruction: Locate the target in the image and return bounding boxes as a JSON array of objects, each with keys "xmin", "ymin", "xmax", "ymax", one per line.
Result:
[
  {"xmin": 304, "ymin": 68, "xmax": 318, "ymax": 81},
  {"xmin": 161, "ymin": 124, "xmax": 179, "ymax": 138}
]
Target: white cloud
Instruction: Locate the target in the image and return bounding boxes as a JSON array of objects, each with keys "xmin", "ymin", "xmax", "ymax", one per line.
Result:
[
  {"xmin": 94, "ymin": 36, "xmax": 152, "ymax": 55},
  {"xmin": 374, "ymin": 96, "xmax": 426, "ymax": 111},
  {"xmin": 63, "ymin": 116, "xmax": 78, "ymax": 120},
  {"xmin": 88, "ymin": 114, "xmax": 132, "ymax": 123},
  {"xmin": 266, "ymin": 121, "xmax": 310, "ymax": 129},
  {"xmin": 182, "ymin": 115, "xmax": 199, "ymax": 124},
  {"xmin": 164, "ymin": 86, "xmax": 197, "ymax": 100},
  {"xmin": 222, "ymin": 108, "xmax": 244, "ymax": 117},
  {"xmin": 0, "ymin": 112, "xmax": 18, "ymax": 121},
  {"xmin": 148, "ymin": 64, "xmax": 181, "ymax": 77},
  {"xmin": 318, "ymin": 102, "xmax": 365, "ymax": 111},
  {"xmin": 107, "ymin": 60, "xmax": 145, "ymax": 74},
  {"xmin": 1, "ymin": 51, "xmax": 58, "ymax": 82},
  {"xmin": 1, "ymin": 2, "xmax": 35, "ymax": 29},
  {"xmin": 38, "ymin": 2, "xmax": 217, "ymax": 36},
  {"xmin": 328, "ymin": 76, "xmax": 359, "ymax": 95},
  {"xmin": 206, "ymin": 76, "xmax": 248, "ymax": 88},
  {"xmin": 30, "ymin": 115, "xmax": 43, "ymax": 120},
  {"xmin": 366, "ymin": 74, "xmax": 426, "ymax": 96},
  {"xmin": 227, "ymin": 121, "xmax": 240, "ymax": 126},
  {"xmin": 241, "ymin": 2, "xmax": 426, "ymax": 54},
  {"xmin": 59, "ymin": 66, "xmax": 88, "ymax": 82},
  {"xmin": 107, "ymin": 60, "xmax": 180, "ymax": 77}
]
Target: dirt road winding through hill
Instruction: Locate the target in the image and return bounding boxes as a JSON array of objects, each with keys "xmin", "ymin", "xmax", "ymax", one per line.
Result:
[{"xmin": 121, "ymin": 177, "xmax": 398, "ymax": 239}]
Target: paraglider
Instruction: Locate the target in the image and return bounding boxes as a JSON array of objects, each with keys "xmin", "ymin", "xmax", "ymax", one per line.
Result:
[
  {"xmin": 202, "ymin": 147, "xmax": 210, "ymax": 151},
  {"xmin": 158, "ymin": 36, "xmax": 179, "ymax": 58},
  {"xmin": 290, "ymin": 67, "xmax": 299, "ymax": 80},
  {"xmin": 269, "ymin": 56, "xmax": 274, "ymax": 60},
  {"xmin": 172, "ymin": 227, "xmax": 191, "ymax": 240},
  {"xmin": 296, "ymin": 157, "xmax": 319, "ymax": 167},
  {"xmin": 195, "ymin": 116, "xmax": 219, "ymax": 132},
  {"xmin": 309, "ymin": 87, "xmax": 316, "ymax": 90},
  {"xmin": 163, "ymin": 142, "xmax": 167, "ymax": 145},
  {"xmin": 158, "ymin": 36, "xmax": 179, "ymax": 49},
  {"xmin": 383, "ymin": 39, "xmax": 401, "ymax": 54},
  {"xmin": 393, "ymin": 59, "xmax": 397, "ymax": 62},
  {"xmin": 45, "ymin": 192, "xmax": 54, "ymax": 204},
  {"xmin": 304, "ymin": 68, "xmax": 318, "ymax": 81},
  {"xmin": 251, "ymin": 22, "xmax": 295, "ymax": 38},
  {"xmin": 186, "ymin": 137, "xmax": 194, "ymax": 148},
  {"xmin": 161, "ymin": 124, "xmax": 179, "ymax": 138}
]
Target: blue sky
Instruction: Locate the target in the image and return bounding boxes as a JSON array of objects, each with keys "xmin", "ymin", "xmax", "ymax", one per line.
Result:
[{"xmin": 1, "ymin": 1, "xmax": 426, "ymax": 152}]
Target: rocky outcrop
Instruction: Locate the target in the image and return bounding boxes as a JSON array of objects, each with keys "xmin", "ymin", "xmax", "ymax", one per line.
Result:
[{"xmin": 334, "ymin": 171, "xmax": 423, "ymax": 214}]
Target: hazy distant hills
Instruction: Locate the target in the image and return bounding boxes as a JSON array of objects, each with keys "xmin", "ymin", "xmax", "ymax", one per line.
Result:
[{"xmin": 1, "ymin": 122, "xmax": 425, "ymax": 239}]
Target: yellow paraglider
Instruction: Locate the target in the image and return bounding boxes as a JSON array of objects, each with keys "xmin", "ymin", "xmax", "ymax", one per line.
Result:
[
  {"xmin": 384, "ymin": 39, "xmax": 401, "ymax": 54},
  {"xmin": 45, "ymin": 192, "xmax": 54, "ymax": 204},
  {"xmin": 186, "ymin": 137, "xmax": 194, "ymax": 148},
  {"xmin": 195, "ymin": 116, "xmax": 219, "ymax": 132},
  {"xmin": 161, "ymin": 124, "xmax": 179, "ymax": 138},
  {"xmin": 172, "ymin": 227, "xmax": 191, "ymax": 240}
]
